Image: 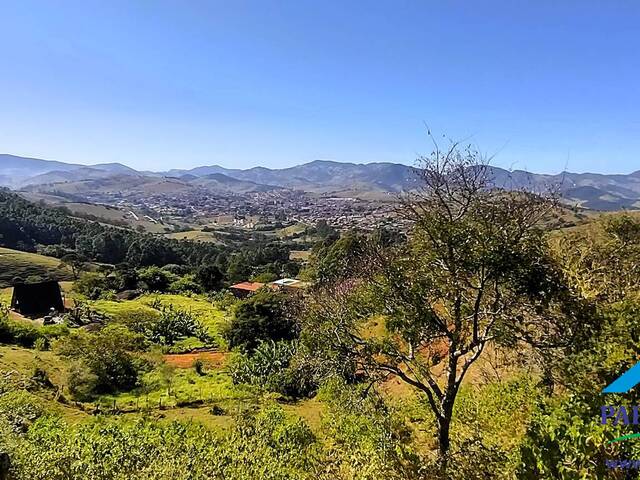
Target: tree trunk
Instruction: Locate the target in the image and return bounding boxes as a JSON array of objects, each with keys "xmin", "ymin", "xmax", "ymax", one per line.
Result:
[
  {"xmin": 0, "ymin": 451, "xmax": 10, "ymax": 480},
  {"xmin": 437, "ymin": 414, "xmax": 451, "ymax": 476}
]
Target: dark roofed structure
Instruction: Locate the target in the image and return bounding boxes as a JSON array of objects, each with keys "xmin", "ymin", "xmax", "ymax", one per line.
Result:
[
  {"xmin": 10, "ymin": 281, "xmax": 64, "ymax": 318},
  {"xmin": 229, "ymin": 281, "xmax": 266, "ymax": 298}
]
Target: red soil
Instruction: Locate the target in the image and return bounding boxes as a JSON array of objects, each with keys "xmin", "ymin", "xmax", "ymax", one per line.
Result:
[{"xmin": 163, "ymin": 350, "xmax": 227, "ymax": 369}]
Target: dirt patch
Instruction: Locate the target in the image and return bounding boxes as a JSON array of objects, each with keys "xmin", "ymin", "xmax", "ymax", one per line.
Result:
[{"xmin": 164, "ymin": 351, "xmax": 227, "ymax": 369}]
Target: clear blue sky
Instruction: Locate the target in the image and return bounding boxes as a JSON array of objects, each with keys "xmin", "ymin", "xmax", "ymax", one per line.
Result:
[{"xmin": 1, "ymin": 1, "xmax": 639, "ymax": 173}]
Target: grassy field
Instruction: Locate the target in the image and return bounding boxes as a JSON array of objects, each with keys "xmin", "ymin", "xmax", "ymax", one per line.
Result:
[
  {"xmin": 0, "ymin": 247, "xmax": 74, "ymax": 288},
  {"xmin": 0, "ymin": 345, "xmax": 68, "ymax": 385},
  {"xmin": 165, "ymin": 230, "xmax": 221, "ymax": 243},
  {"xmin": 289, "ymin": 250, "xmax": 311, "ymax": 261},
  {"xmin": 90, "ymin": 293, "xmax": 230, "ymax": 347},
  {"xmin": 276, "ymin": 223, "xmax": 307, "ymax": 238}
]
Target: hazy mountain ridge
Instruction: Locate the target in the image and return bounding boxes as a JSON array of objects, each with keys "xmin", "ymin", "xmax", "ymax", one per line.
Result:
[{"xmin": 2, "ymin": 154, "xmax": 640, "ymax": 210}]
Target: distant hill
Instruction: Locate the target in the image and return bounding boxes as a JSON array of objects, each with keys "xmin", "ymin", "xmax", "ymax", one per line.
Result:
[
  {"xmin": 0, "ymin": 154, "xmax": 85, "ymax": 187},
  {"xmin": 2, "ymin": 153, "xmax": 640, "ymax": 210},
  {"xmin": 0, "ymin": 154, "xmax": 139, "ymax": 188},
  {"xmin": 19, "ymin": 167, "xmax": 118, "ymax": 187},
  {"xmin": 167, "ymin": 160, "xmax": 420, "ymax": 193},
  {"xmin": 188, "ymin": 173, "xmax": 283, "ymax": 193}
]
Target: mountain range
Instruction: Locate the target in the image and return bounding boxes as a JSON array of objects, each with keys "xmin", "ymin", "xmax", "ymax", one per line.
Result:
[{"xmin": 1, "ymin": 153, "xmax": 640, "ymax": 210}]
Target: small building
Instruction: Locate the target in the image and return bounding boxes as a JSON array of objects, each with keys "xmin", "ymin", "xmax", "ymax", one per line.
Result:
[
  {"xmin": 271, "ymin": 278, "xmax": 307, "ymax": 293},
  {"xmin": 10, "ymin": 281, "xmax": 65, "ymax": 318},
  {"xmin": 229, "ymin": 281, "xmax": 266, "ymax": 298}
]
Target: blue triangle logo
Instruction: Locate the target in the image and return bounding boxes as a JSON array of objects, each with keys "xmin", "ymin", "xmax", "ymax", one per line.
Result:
[{"xmin": 603, "ymin": 362, "xmax": 640, "ymax": 394}]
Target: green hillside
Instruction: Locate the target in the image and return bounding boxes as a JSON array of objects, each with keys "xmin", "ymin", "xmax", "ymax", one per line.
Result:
[{"xmin": 0, "ymin": 247, "xmax": 73, "ymax": 288}]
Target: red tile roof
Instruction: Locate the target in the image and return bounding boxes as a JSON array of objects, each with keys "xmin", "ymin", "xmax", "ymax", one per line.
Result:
[{"xmin": 230, "ymin": 281, "xmax": 265, "ymax": 292}]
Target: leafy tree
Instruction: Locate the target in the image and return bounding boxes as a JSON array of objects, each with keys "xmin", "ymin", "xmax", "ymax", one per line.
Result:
[
  {"xmin": 551, "ymin": 213, "xmax": 640, "ymax": 302},
  {"xmin": 195, "ymin": 264, "xmax": 224, "ymax": 292},
  {"xmin": 302, "ymin": 144, "xmax": 588, "ymax": 473},
  {"xmin": 251, "ymin": 271, "xmax": 279, "ymax": 283},
  {"xmin": 310, "ymin": 231, "xmax": 367, "ymax": 285},
  {"xmin": 226, "ymin": 254, "xmax": 252, "ymax": 283},
  {"xmin": 60, "ymin": 253, "xmax": 87, "ymax": 280},
  {"xmin": 72, "ymin": 272, "xmax": 111, "ymax": 299},
  {"xmin": 56, "ymin": 325, "xmax": 148, "ymax": 395},
  {"xmin": 225, "ymin": 291, "xmax": 297, "ymax": 352},
  {"xmin": 168, "ymin": 274, "xmax": 202, "ymax": 294},
  {"xmin": 137, "ymin": 266, "xmax": 177, "ymax": 292}
]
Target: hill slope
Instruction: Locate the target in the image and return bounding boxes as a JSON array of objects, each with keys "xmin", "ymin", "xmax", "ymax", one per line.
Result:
[{"xmin": 0, "ymin": 247, "xmax": 73, "ymax": 288}]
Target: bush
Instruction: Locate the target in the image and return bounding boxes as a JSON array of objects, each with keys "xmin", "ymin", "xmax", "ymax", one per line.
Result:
[
  {"xmin": 66, "ymin": 361, "xmax": 99, "ymax": 401},
  {"xmin": 0, "ymin": 390, "xmax": 46, "ymax": 434},
  {"xmin": 0, "ymin": 317, "xmax": 41, "ymax": 348},
  {"xmin": 162, "ymin": 264, "xmax": 192, "ymax": 276},
  {"xmin": 33, "ymin": 338, "xmax": 47, "ymax": 351},
  {"xmin": 138, "ymin": 266, "xmax": 178, "ymax": 292},
  {"xmin": 0, "ymin": 406, "xmax": 320, "ymax": 480},
  {"xmin": 225, "ymin": 291, "xmax": 297, "ymax": 352},
  {"xmin": 73, "ymin": 272, "xmax": 110, "ymax": 299},
  {"xmin": 230, "ymin": 340, "xmax": 315, "ymax": 398},
  {"xmin": 193, "ymin": 358, "xmax": 206, "ymax": 376},
  {"xmin": 146, "ymin": 306, "xmax": 210, "ymax": 347},
  {"xmin": 168, "ymin": 275, "xmax": 202, "ymax": 294},
  {"xmin": 56, "ymin": 325, "xmax": 149, "ymax": 396}
]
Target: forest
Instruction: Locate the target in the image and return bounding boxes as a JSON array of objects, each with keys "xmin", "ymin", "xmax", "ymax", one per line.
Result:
[{"xmin": 1, "ymin": 146, "xmax": 640, "ymax": 479}]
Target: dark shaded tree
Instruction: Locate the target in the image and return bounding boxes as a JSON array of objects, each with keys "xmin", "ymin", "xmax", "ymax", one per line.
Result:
[{"xmin": 226, "ymin": 291, "xmax": 297, "ymax": 352}]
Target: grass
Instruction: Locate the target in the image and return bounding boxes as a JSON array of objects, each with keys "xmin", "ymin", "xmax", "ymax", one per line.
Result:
[
  {"xmin": 90, "ymin": 293, "xmax": 230, "ymax": 347},
  {"xmin": 0, "ymin": 344, "xmax": 67, "ymax": 386},
  {"xmin": 100, "ymin": 364, "xmax": 325, "ymax": 432},
  {"xmin": 0, "ymin": 247, "xmax": 74, "ymax": 288},
  {"xmin": 165, "ymin": 230, "xmax": 221, "ymax": 243},
  {"xmin": 289, "ymin": 250, "xmax": 311, "ymax": 261},
  {"xmin": 0, "ymin": 288, "xmax": 11, "ymax": 305},
  {"xmin": 101, "ymin": 365, "xmax": 255, "ymax": 409},
  {"xmin": 276, "ymin": 223, "xmax": 307, "ymax": 238}
]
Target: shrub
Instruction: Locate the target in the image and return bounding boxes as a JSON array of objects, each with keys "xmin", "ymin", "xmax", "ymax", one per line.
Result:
[
  {"xmin": 230, "ymin": 340, "xmax": 316, "ymax": 399},
  {"xmin": 193, "ymin": 358, "xmax": 206, "ymax": 376},
  {"xmin": 33, "ymin": 338, "xmax": 47, "ymax": 351},
  {"xmin": 138, "ymin": 266, "xmax": 177, "ymax": 292},
  {"xmin": 147, "ymin": 306, "xmax": 210, "ymax": 346},
  {"xmin": 168, "ymin": 275, "xmax": 202, "ymax": 294},
  {"xmin": 0, "ymin": 390, "xmax": 46, "ymax": 434},
  {"xmin": 73, "ymin": 272, "xmax": 110, "ymax": 299},
  {"xmin": 56, "ymin": 325, "xmax": 149, "ymax": 396},
  {"xmin": 225, "ymin": 291, "xmax": 297, "ymax": 352},
  {"xmin": 0, "ymin": 317, "xmax": 40, "ymax": 348}
]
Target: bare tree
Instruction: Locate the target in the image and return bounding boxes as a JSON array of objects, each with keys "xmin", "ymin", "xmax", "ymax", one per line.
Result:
[{"xmin": 302, "ymin": 142, "xmax": 585, "ymax": 473}]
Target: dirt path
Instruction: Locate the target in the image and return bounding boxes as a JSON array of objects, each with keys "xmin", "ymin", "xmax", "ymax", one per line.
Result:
[{"xmin": 163, "ymin": 350, "xmax": 227, "ymax": 368}]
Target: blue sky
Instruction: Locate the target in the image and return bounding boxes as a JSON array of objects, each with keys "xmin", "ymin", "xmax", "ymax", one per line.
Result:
[{"xmin": 1, "ymin": 1, "xmax": 639, "ymax": 173}]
